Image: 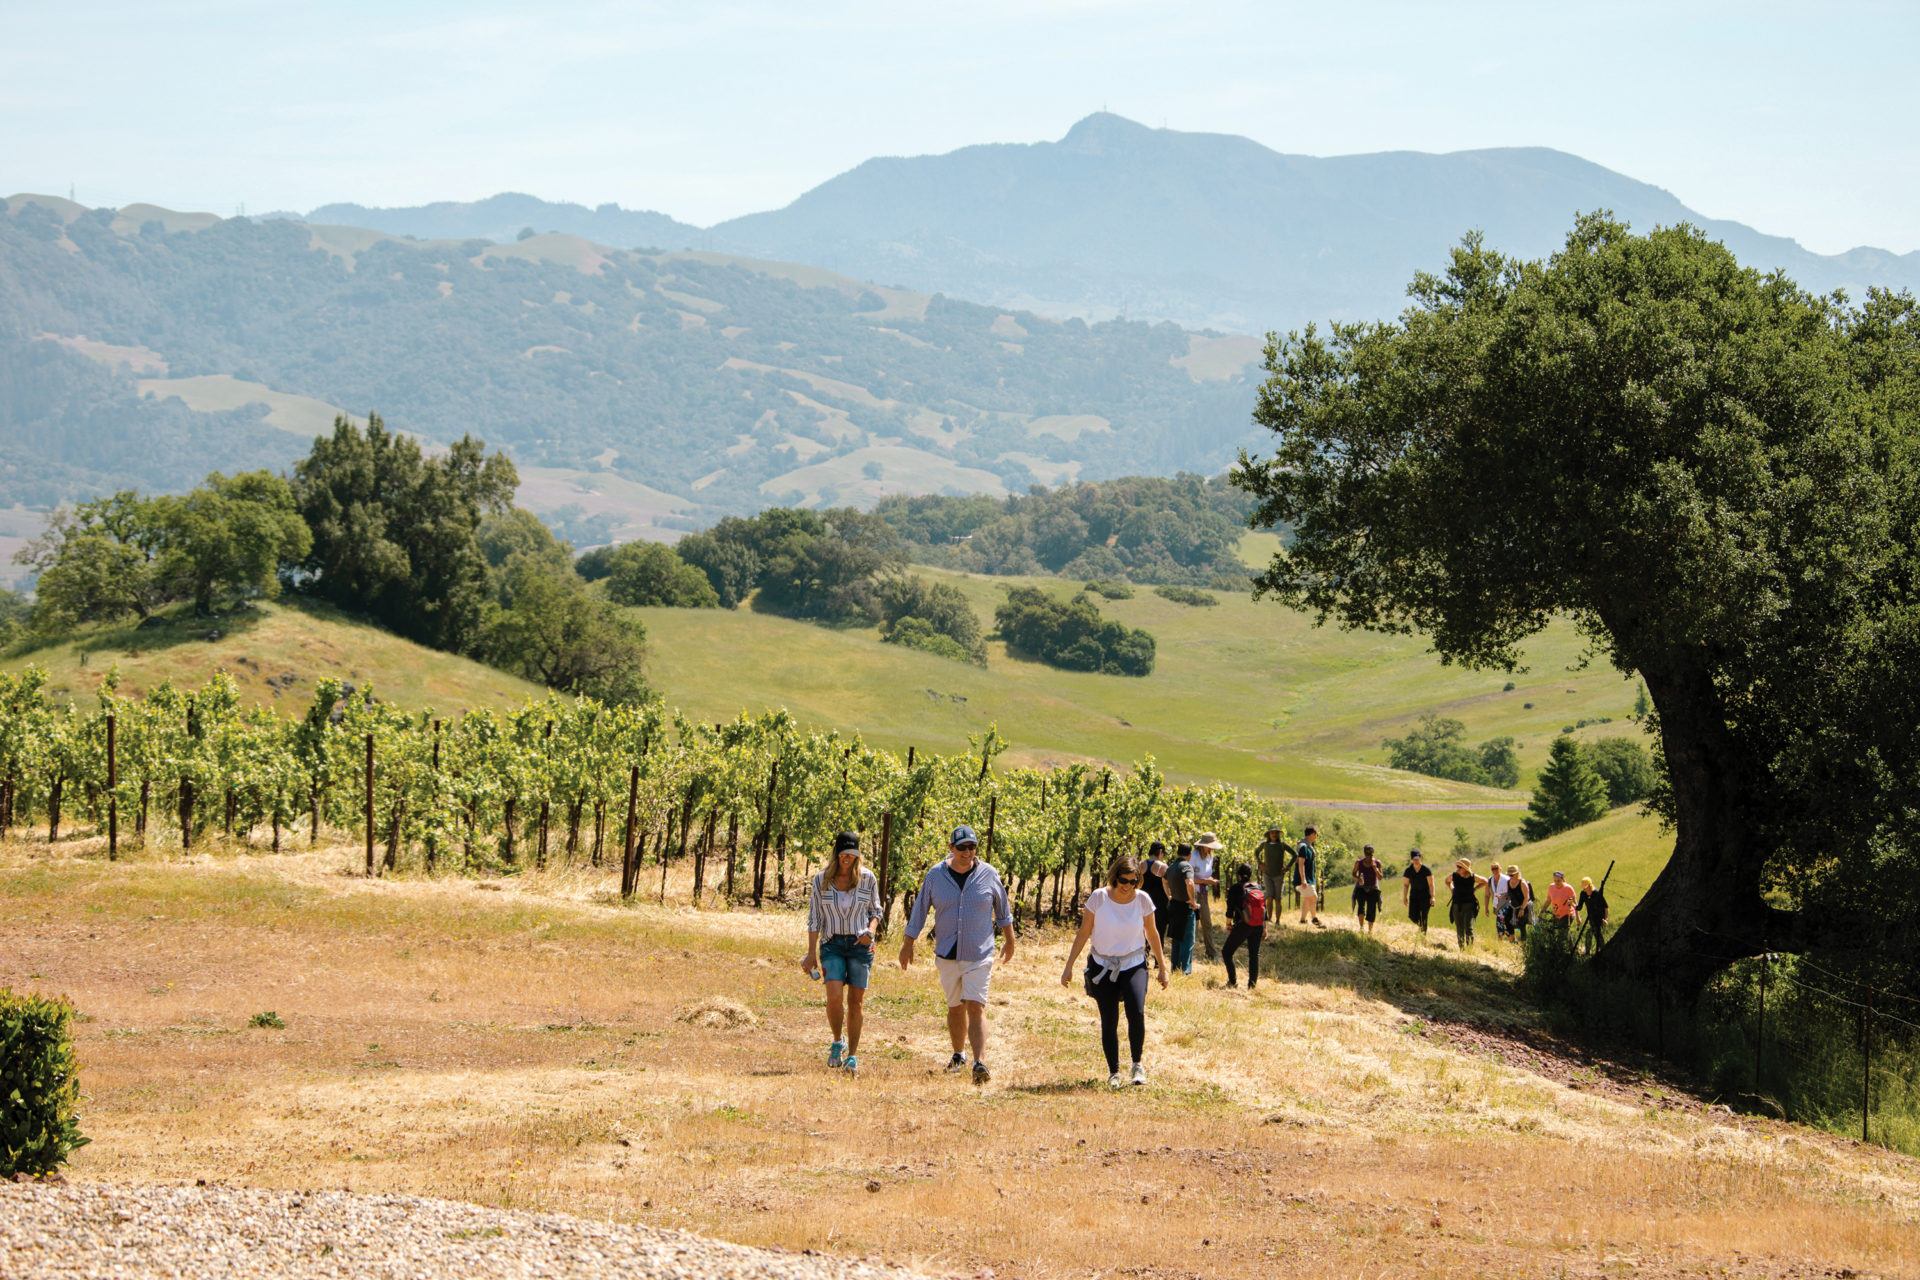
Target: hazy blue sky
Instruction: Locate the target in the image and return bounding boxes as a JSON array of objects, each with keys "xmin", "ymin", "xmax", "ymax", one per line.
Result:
[{"xmin": 3, "ymin": 0, "xmax": 1914, "ymax": 254}]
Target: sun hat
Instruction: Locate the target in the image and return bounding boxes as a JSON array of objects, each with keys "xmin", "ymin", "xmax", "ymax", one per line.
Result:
[
  {"xmin": 1194, "ymin": 832, "xmax": 1225, "ymax": 850},
  {"xmin": 949, "ymin": 825, "xmax": 978, "ymax": 847}
]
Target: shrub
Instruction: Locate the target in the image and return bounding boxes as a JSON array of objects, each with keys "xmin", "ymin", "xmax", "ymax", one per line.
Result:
[
  {"xmin": 0, "ymin": 989, "xmax": 88, "ymax": 1177},
  {"xmin": 1153, "ymin": 584, "xmax": 1218, "ymax": 607},
  {"xmin": 994, "ymin": 587, "xmax": 1154, "ymax": 676},
  {"xmin": 1383, "ymin": 714, "xmax": 1520, "ymax": 788},
  {"xmin": 1083, "ymin": 579, "xmax": 1133, "ymax": 600},
  {"xmin": 248, "ymin": 1011, "xmax": 286, "ymax": 1029},
  {"xmin": 885, "ymin": 616, "xmax": 983, "ymax": 665},
  {"xmin": 877, "ymin": 576, "xmax": 982, "ymax": 654}
]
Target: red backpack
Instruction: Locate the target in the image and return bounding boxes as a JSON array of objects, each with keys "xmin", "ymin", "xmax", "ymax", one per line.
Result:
[{"xmin": 1243, "ymin": 885, "xmax": 1267, "ymax": 927}]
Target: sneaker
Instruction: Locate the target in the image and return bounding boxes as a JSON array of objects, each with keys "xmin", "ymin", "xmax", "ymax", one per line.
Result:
[
  {"xmin": 1108, "ymin": 1071, "xmax": 1126, "ymax": 1088},
  {"xmin": 1312, "ymin": 917, "xmax": 1325, "ymax": 928},
  {"xmin": 945, "ymin": 1052, "xmax": 968, "ymax": 1073},
  {"xmin": 828, "ymin": 1040, "xmax": 845, "ymax": 1069},
  {"xmin": 972, "ymin": 1060, "xmax": 991, "ymax": 1086},
  {"xmin": 1130, "ymin": 1063, "xmax": 1147, "ymax": 1086},
  {"xmin": 842, "ymin": 1054, "xmax": 859, "ymax": 1076}
]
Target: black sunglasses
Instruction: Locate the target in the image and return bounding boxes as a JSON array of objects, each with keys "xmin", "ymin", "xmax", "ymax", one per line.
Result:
[
  {"xmin": 1116, "ymin": 877, "xmax": 1140, "ymax": 886},
  {"xmin": 953, "ymin": 842, "xmax": 978, "ymax": 852}
]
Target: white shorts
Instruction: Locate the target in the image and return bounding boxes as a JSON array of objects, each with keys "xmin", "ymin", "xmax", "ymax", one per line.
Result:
[{"xmin": 935, "ymin": 956, "xmax": 994, "ymax": 1007}]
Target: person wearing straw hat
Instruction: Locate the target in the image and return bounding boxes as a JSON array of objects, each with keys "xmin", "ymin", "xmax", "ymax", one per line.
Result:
[
  {"xmin": 804, "ymin": 831, "xmax": 882, "ymax": 1075},
  {"xmin": 900, "ymin": 824, "xmax": 1016, "ymax": 1086},
  {"xmin": 1190, "ymin": 832, "xmax": 1224, "ymax": 961}
]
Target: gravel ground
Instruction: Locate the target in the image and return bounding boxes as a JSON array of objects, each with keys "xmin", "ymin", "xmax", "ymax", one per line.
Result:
[{"xmin": 0, "ymin": 1182, "xmax": 923, "ymax": 1280}]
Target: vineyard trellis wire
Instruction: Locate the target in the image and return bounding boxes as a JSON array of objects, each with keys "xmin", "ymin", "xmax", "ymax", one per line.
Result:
[{"xmin": 0, "ymin": 668, "xmax": 1327, "ymax": 933}]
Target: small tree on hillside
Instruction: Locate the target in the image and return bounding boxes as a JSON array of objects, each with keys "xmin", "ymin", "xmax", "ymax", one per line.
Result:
[{"xmin": 1521, "ymin": 737, "xmax": 1609, "ymax": 841}]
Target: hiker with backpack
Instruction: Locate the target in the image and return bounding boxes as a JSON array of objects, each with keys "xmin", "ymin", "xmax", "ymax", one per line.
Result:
[
  {"xmin": 1162, "ymin": 843, "xmax": 1199, "ymax": 975},
  {"xmin": 1220, "ymin": 861, "xmax": 1268, "ymax": 989},
  {"xmin": 1060, "ymin": 854, "xmax": 1169, "ymax": 1087},
  {"xmin": 1352, "ymin": 844, "xmax": 1384, "ymax": 935},
  {"xmin": 1295, "ymin": 826, "xmax": 1322, "ymax": 927},
  {"xmin": 803, "ymin": 831, "xmax": 883, "ymax": 1075},
  {"xmin": 1501, "ymin": 865, "xmax": 1533, "ymax": 942}
]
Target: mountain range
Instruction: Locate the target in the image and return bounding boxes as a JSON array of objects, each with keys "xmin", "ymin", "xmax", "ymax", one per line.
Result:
[{"xmin": 303, "ymin": 113, "xmax": 1920, "ymax": 334}]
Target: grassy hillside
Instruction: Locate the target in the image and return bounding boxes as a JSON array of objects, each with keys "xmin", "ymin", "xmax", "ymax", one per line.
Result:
[
  {"xmin": 3, "ymin": 598, "xmax": 545, "ymax": 713},
  {"xmin": 634, "ymin": 563, "xmax": 1658, "ymax": 857}
]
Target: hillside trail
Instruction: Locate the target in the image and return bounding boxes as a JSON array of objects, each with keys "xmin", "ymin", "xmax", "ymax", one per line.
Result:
[{"xmin": 2, "ymin": 836, "xmax": 1916, "ymax": 1280}]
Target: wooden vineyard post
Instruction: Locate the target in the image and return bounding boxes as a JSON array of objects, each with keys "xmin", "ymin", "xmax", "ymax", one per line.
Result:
[
  {"xmin": 619, "ymin": 765, "xmax": 640, "ymax": 900},
  {"xmin": 984, "ymin": 794, "xmax": 998, "ymax": 864},
  {"xmin": 106, "ymin": 713, "xmax": 118, "ymax": 863},
  {"xmin": 537, "ymin": 720, "xmax": 552, "ymax": 870},
  {"xmin": 364, "ymin": 732, "xmax": 375, "ymax": 877},
  {"xmin": 1755, "ymin": 941, "xmax": 1768, "ymax": 1088},
  {"xmin": 426, "ymin": 720, "xmax": 441, "ymax": 871},
  {"xmin": 876, "ymin": 809, "xmax": 894, "ymax": 938}
]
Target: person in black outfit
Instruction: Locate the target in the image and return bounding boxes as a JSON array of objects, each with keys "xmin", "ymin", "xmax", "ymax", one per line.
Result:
[
  {"xmin": 1576, "ymin": 876, "xmax": 1609, "ymax": 954},
  {"xmin": 1402, "ymin": 849, "xmax": 1434, "ymax": 936},
  {"xmin": 1448, "ymin": 858, "xmax": 1489, "ymax": 949},
  {"xmin": 1220, "ymin": 862, "xmax": 1267, "ymax": 989},
  {"xmin": 1141, "ymin": 841, "xmax": 1171, "ymax": 943}
]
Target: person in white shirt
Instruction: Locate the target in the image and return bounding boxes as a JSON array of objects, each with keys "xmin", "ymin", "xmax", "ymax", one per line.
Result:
[
  {"xmin": 1060, "ymin": 855, "xmax": 1170, "ymax": 1087},
  {"xmin": 1488, "ymin": 861, "xmax": 1511, "ymax": 941}
]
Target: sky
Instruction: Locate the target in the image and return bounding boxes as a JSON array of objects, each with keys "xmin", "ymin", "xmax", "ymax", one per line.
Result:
[{"xmin": 2, "ymin": 0, "xmax": 1915, "ymax": 255}]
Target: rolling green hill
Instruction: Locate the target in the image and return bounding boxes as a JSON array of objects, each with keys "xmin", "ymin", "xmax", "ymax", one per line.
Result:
[{"xmin": 2, "ymin": 597, "xmax": 546, "ymax": 714}]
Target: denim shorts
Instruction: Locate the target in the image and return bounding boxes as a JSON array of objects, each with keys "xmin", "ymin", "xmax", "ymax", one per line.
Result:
[{"xmin": 820, "ymin": 934, "xmax": 874, "ymax": 988}]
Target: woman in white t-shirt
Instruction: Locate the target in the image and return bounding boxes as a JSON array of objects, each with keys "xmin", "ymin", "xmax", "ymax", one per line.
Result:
[{"xmin": 1060, "ymin": 855, "xmax": 1170, "ymax": 1087}]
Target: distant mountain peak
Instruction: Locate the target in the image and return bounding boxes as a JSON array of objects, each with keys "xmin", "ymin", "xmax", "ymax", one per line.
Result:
[{"xmin": 1059, "ymin": 111, "xmax": 1155, "ymax": 152}]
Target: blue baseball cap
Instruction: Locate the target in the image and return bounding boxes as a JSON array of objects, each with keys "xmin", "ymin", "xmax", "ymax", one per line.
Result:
[{"xmin": 950, "ymin": 825, "xmax": 978, "ymax": 847}]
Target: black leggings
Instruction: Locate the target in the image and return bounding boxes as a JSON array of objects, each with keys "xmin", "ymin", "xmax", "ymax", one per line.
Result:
[
  {"xmin": 1085, "ymin": 962, "xmax": 1148, "ymax": 1073},
  {"xmin": 1357, "ymin": 888, "xmax": 1380, "ymax": 924},
  {"xmin": 1409, "ymin": 899, "xmax": 1431, "ymax": 932},
  {"xmin": 1222, "ymin": 922, "xmax": 1264, "ymax": 986}
]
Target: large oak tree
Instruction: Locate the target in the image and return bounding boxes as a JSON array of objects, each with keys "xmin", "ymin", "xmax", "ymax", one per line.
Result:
[{"xmin": 1234, "ymin": 215, "xmax": 1920, "ymax": 996}]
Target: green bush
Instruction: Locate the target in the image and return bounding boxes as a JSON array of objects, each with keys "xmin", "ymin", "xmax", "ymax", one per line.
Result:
[
  {"xmin": 248, "ymin": 1011, "xmax": 286, "ymax": 1029},
  {"xmin": 1082, "ymin": 579, "xmax": 1134, "ymax": 600},
  {"xmin": 884, "ymin": 616, "xmax": 984, "ymax": 665},
  {"xmin": 1153, "ymin": 584, "xmax": 1218, "ymax": 607},
  {"xmin": 0, "ymin": 989, "xmax": 88, "ymax": 1177}
]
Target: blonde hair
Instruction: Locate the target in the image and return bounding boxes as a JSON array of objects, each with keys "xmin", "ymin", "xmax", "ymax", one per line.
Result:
[
  {"xmin": 827, "ymin": 842, "xmax": 864, "ymax": 890},
  {"xmin": 1580, "ymin": 877, "xmax": 1595, "ymax": 892}
]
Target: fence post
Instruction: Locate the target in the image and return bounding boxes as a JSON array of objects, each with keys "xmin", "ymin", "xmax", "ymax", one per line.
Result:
[
  {"xmin": 877, "ymin": 809, "xmax": 894, "ymax": 939},
  {"xmin": 1862, "ymin": 991, "xmax": 1874, "ymax": 1146},
  {"xmin": 984, "ymin": 793, "xmax": 998, "ymax": 864},
  {"xmin": 106, "ymin": 714, "xmax": 118, "ymax": 863},
  {"xmin": 1755, "ymin": 941, "xmax": 1768, "ymax": 1087},
  {"xmin": 364, "ymin": 732, "xmax": 375, "ymax": 877},
  {"xmin": 619, "ymin": 764, "xmax": 640, "ymax": 900}
]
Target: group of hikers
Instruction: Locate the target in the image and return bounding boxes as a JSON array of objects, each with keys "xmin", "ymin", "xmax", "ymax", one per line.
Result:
[{"xmin": 801, "ymin": 823, "xmax": 1610, "ymax": 1085}]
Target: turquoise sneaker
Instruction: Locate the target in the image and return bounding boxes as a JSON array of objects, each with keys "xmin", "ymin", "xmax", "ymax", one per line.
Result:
[
  {"xmin": 843, "ymin": 1053, "xmax": 859, "ymax": 1077},
  {"xmin": 828, "ymin": 1040, "xmax": 845, "ymax": 1069}
]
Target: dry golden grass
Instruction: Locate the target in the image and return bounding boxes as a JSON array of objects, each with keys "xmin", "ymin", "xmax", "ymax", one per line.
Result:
[{"xmin": 3, "ymin": 832, "xmax": 1915, "ymax": 1279}]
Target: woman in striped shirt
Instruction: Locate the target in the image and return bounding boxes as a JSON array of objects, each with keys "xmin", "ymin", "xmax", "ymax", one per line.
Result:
[{"xmin": 804, "ymin": 831, "xmax": 883, "ymax": 1075}]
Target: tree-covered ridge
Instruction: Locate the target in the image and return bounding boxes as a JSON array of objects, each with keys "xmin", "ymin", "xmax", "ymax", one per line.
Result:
[
  {"xmin": 874, "ymin": 473, "xmax": 1255, "ymax": 586},
  {"xmin": 0, "ymin": 198, "xmax": 1259, "ymax": 515}
]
